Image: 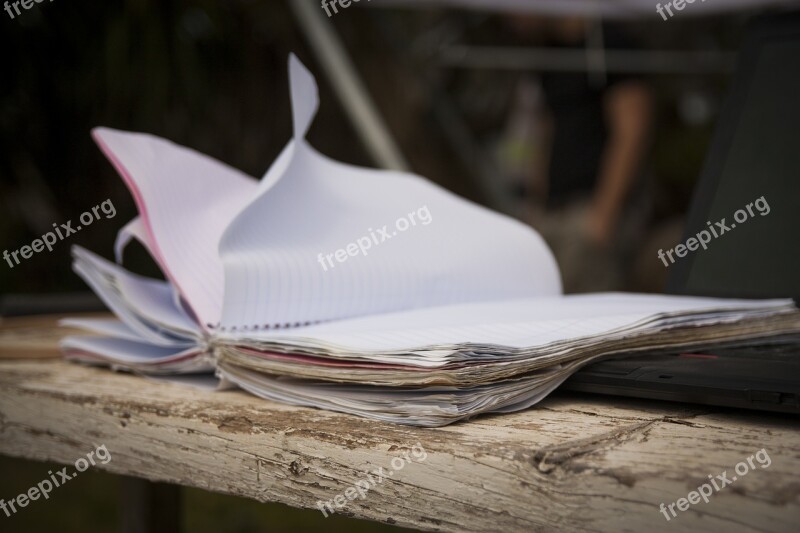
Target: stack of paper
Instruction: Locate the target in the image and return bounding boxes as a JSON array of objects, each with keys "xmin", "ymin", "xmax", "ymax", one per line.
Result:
[{"xmin": 62, "ymin": 55, "xmax": 800, "ymax": 426}]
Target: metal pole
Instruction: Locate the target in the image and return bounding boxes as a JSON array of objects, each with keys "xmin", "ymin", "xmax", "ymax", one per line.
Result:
[{"xmin": 289, "ymin": 0, "xmax": 410, "ymax": 172}]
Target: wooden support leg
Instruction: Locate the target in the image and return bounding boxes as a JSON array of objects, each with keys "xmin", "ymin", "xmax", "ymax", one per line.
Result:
[{"xmin": 118, "ymin": 476, "xmax": 181, "ymax": 533}]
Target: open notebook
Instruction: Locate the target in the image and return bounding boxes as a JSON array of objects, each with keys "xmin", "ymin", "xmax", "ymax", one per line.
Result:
[{"xmin": 62, "ymin": 55, "xmax": 800, "ymax": 426}]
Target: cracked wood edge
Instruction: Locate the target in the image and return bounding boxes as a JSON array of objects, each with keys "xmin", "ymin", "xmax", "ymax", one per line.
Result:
[{"xmin": 0, "ymin": 360, "xmax": 798, "ymax": 532}]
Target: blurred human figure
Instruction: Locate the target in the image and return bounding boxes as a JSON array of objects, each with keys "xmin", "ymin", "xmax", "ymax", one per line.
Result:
[{"xmin": 517, "ymin": 17, "xmax": 654, "ymax": 292}]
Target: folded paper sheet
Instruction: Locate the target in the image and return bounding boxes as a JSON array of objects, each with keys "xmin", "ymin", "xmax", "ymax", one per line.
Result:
[
  {"xmin": 91, "ymin": 129, "xmax": 258, "ymax": 328},
  {"xmin": 101, "ymin": 54, "xmax": 561, "ymax": 332},
  {"xmin": 218, "ymin": 56, "xmax": 561, "ymax": 330}
]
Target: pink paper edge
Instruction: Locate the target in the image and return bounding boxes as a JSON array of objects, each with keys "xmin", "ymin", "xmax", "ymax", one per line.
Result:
[{"xmin": 91, "ymin": 128, "xmax": 208, "ymax": 332}]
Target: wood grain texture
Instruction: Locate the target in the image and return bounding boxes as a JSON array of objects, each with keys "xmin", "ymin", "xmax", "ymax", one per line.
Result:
[
  {"xmin": 1, "ymin": 356, "xmax": 798, "ymax": 532},
  {"xmin": 0, "ymin": 313, "xmax": 107, "ymax": 359},
  {"xmin": 0, "ymin": 319, "xmax": 798, "ymax": 531}
]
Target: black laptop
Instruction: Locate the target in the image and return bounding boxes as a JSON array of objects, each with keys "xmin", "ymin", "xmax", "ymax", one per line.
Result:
[{"xmin": 564, "ymin": 11, "xmax": 800, "ymax": 414}]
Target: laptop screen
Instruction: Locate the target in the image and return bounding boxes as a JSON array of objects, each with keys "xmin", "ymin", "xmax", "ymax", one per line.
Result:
[{"xmin": 669, "ymin": 15, "xmax": 800, "ymax": 299}]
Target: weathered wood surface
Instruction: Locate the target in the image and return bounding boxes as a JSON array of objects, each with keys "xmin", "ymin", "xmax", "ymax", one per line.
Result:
[
  {"xmin": 1, "ymin": 326, "xmax": 799, "ymax": 532},
  {"xmin": 0, "ymin": 314, "xmax": 103, "ymax": 359}
]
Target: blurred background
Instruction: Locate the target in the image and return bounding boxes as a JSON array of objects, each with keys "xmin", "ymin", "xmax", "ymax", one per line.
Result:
[{"xmin": 0, "ymin": 0, "xmax": 792, "ymax": 531}]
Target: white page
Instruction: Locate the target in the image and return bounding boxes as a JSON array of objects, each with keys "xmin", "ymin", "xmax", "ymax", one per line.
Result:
[
  {"xmin": 218, "ymin": 55, "xmax": 561, "ymax": 331},
  {"xmin": 220, "ymin": 363, "xmax": 568, "ymax": 426},
  {"xmin": 226, "ymin": 292, "xmax": 795, "ymax": 352},
  {"xmin": 91, "ymin": 127, "xmax": 258, "ymax": 329},
  {"xmin": 114, "ymin": 216, "xmax": 160, "ymax": 266},
  {"xmin": 61, "ymin": 336, "xmax": 203, "ymax": 365},
  {"xmin": 71, "ymin": 260, "xmax": 181, "ymax": 347},
  {"xmin": 59, "ymin": 318, "xmax": 195, "ymax": 347},
  {"xmin": 71, "ymin": 246, "xmax": 201, "ymax": 344}
]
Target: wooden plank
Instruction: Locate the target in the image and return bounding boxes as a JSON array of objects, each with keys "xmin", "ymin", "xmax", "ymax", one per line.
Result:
[
  {"xmin": 1, "ymin": 356, "xmax": 798, "ymax": 532},
  {"xmin": 118, "ymin": 477, "xmax": 182, "ymax": 533},
  {"xmin": 0, "ymin": 313, "xmax": 107, "ymax": 359}
]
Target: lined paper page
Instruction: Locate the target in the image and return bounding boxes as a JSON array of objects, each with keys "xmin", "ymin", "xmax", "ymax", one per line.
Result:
[
  {"xmin": 61, "ymin": 336, "xmax": 209, "ymax": 374},
  {"xmin": 114, "ymin": 216, "xmax": 159, "ymax": 266},
  {"xmin": 92, "ymin": 127, "xmax": 258, "ymax": 328},
  {"xmin": 231, "ymin": 293, "xmax": 795, "ymax": 351},
  {"xmin": 218, "ymin": 55, "xmax": 561, "ymax": 330},
  {"xmin": 71, "ymin": 246, "xmax": 201, "ymax": 344}
]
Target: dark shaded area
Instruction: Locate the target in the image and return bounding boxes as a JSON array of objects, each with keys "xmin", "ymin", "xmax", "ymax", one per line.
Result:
[
  {"xmin": 0, "ymin": 455, "xmax": 414, "ymax": 532},
  {"xmin": 1, "ymin": 1, "xmax": 755, "ymax": 297}
]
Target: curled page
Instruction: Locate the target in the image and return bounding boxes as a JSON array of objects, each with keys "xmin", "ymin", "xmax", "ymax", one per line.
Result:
[
  {"xmin": 91, "ymin": 127, "xmax": 258, "ymax": 329},
  {"xmin": 218, "ymin": 55, "xmax": 562, "ymax": 331},
  {"xmin": 70, "ymin": 246, "xmax": 201, "ymax": 344},
  {"xmin": 114, "ymin": 216, "xmax": 159, "ymax": 266}
]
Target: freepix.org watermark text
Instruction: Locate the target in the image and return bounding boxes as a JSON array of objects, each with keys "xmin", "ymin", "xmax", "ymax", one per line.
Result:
[
  {"xmin": 3, "ymin": 199, "xmax": 116, "ymax": 270},
  {"xmin": 321, "ymin": 0, "xmax": 369, "ymax": 18},
  {"xmin": 316, "ymin": 442, "xmax": 428, "ymax": 517},
  {"xmin": 658, "ymin": 448, "xmax": 771, "ymax": 521},
  {"xmin": 656, "ymin": 0, "xmax": 709, "ymax": 21},
  {"xmin": 317, "ymin": 205, "xmax": 432, "ymax": 272},
  {"xmin": 1, "ymin": 444, "xmax": 112, "ymax": 518},
  {"xmin": 4, "ymin": 0, "xmax": 56, "ymax": 21},
  {"xmin": 657, "ymin": 196, "xmax": 769, "ymax": 268}
]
